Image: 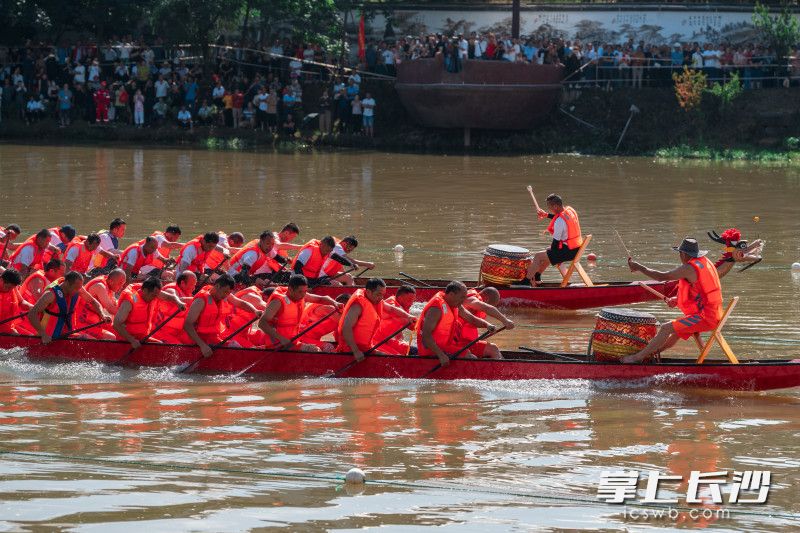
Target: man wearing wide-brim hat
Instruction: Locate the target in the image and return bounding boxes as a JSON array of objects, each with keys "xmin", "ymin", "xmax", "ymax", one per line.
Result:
[{"xmin": 622, "ymin": 237, "xmax": 724, "ymax": 363}]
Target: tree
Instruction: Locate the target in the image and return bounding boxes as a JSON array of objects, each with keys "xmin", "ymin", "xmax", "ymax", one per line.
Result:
[{"xmin": 753, "ymin": 1, "xmax": 800, "ymax": 59}]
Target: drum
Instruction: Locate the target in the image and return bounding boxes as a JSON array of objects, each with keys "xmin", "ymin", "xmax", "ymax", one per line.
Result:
[
  {"xmin": 590, "ymin": 308, "xmax": 658, "ymax": 362},
  {"xmin": 479, "ymin": 244, "xmax": 532, "ymax": 285}
]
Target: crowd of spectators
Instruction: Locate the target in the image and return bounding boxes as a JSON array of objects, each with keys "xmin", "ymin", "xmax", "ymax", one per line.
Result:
[
  {"xmin": 0, "ymin": 37, "xmax": 378, "ymax": 137},
  {"xmin": 364, "ymin": 33, "xmax": 800, "ymax": 89}
]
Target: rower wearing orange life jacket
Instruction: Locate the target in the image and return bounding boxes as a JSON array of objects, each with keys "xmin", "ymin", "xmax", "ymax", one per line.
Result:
[
  {"xmin": 149, "ymin": 271, "xmax": 197, "ymax": 344},
  {"xmin": 526, "ymin": 194, "xmax": 583, "ymax": 286},
  {"xmin": 136, "ymin": 225, "xmax": 184, "ymax": 280},
  {"xmin": 0, "ymin": 224, "xmax": 22, "ymax": 265},
  {"xmin": 176, "ymin": 232, "xmax": 223, "ymax": 278},
  {"xmin": 183, "ymin": 274, "xmax": 262, "ymax": 358},
  {"xmin": 27, "ymin": 271, "xmax": 111, "ymax": 344},
  {"xmin": 337, "ymin": 278, "xmax": 402, "ymax": 361},
  {"xmin": 623, "ymin": 237, "xmax": 724, "ymax": 363},
  {"xmin": 19, "ymin": 259, "xmax": 65, "ymax": 305},
  {"xmin": 87, "ymin": 218, "xmax": 127, "ymax": 277},
  {"xmin": 73, "ymin": 269, "xmax": 127, "ymax": 340},
  {"xmin": 0, "ymin": 269, "xmax": 34, "ymax": 335},
  {"xmin": 319, "ymin": 236, "xmax": 375, "ymax": 286},
  {"xmin": 415, "ymin": 281, "xmax": 496, "ymax": 367},
  {"xmin": 226, "ymin": 231, "xmax": 287, "ymax": 287},
  {"xmin": 298, "ymin": 293, "xmax": 351, "ymax": 351},
  {"xmin": 257, "ymin": 274, "xmax": 340, "ymax": 352},
  {"xmin": 41, "ymin": 225, "xmax": 77, "ymax": 264},
  {"xmin": 458, "ymin": 287, "xmax": 515, "ymax": 360},
  {"xmin": 273, "ymin": 223, "xmax": 302, "ymax": 259},
  {"xmin": 222, "ymin": 285, "xmax": 269, "ymax": 348},
  {"xmin": 372, "ymin": 285, "xmax": 417, "ymax": 355},
  {"xmin": 291, "ymin": 236, "xmax": 336, "ymax": 283},
  {"xmin": 9, "ymin": 229, "xmax": 53, "ymax": 280},
  {"xmin": 113, "ymin": 277, "xmax": 186, "ymax": 350},
  {"xmin": 120, "ymin": 236, "xmax": 168, "ymax": 284},
  {"xmin": 64, "ymin": 233, "xmax": 102, "ymax": 275}
]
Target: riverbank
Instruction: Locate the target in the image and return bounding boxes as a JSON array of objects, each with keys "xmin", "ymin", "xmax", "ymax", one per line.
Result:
[{"xmin": 3, "ymin": 85, "xmax": 800, "ymax": 161}]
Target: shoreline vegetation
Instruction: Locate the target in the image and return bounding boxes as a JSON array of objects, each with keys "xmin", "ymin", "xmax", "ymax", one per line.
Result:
[{"xmin": 3, "ymin": 85, "xmax": 800, "ymax": 163}]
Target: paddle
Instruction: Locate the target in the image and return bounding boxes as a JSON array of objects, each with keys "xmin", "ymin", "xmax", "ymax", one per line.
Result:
[
  {"xmin": 328, "ymin": 322, "xmax": 413, "ymax": 378},
  {"xmin": 114, "ymin": 306, "xmax": 185, "ymax": 366},
  {"xmin": 231, "ymin": 306, "xmax": 340, "ymax": 378},
  {"xmin": 421, "ymin": 326, "xmax": 506, "ymax": 378},
  {"xmin": 518, "ymin": 345, "xmax": 582, "ymax": 363},
  {"xmin": 177, "ymin": 313, "xmax": 260, "ymax": 374},
  {"xmin": 352, "ymin": 266, "xmax": 371, "ymax": 280},
  {"xmin": 0, "ymin": 311, "xmax": 28, "ymax": 327},
  {"xmin": 309, "ymin": 266, "xmax": 357, "ymax": 288},
  {"xmin": 636, "ymin": 281, "xmax": 670, "ymax": 304},
  {"xmin": 55, "ymin": 319, "xmax": 108, "ymax": 341},
  {"xmin": 193, "ymin": 255, "xmax": 231, "ymax": 295},
  {"xmin": 399, "ymin": 272, "xmax": 434, "ymax": 288}
]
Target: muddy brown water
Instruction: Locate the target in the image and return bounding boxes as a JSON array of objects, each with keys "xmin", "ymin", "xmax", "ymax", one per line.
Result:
[{"xmin": 0, "ymin": 144, "xmax": 798, "ymax": 530}]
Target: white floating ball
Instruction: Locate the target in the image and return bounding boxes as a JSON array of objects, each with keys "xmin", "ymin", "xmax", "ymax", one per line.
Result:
[
  {"xmin": 792, "ymin": 262, "xmax": 800, "ymax": 271},
  {"xmin": 393, "ymin": 244, "xmax": 405, "ymax": 253},
  {"xmin": 345, "ymin": 467, "xmax": 366, "ymax": 484}
]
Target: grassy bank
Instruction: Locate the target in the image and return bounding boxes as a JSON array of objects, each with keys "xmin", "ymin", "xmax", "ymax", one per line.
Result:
[{"xmin": 3, "ymin": 85, "xmax": 800, "ymax": 161}]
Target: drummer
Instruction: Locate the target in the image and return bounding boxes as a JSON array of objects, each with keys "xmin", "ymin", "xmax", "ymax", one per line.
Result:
[
  {"xmin": 526, "ymin": 194, "xmax": 583, "ymax": 286},
  {"xmin": 622, "ymin": 238, "xmax": 723, "ymax": 364}
]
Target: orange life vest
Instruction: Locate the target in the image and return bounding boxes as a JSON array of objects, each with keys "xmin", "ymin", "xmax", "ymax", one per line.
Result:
[
  {"xmin": 189, "ymin": 286, "xmax": 228, "ymax": 344},
  {"xmin": 265, "ymin": 286, "xmax": 305, "ymax": 341},
  {"xmin": 299, "ymin": 302, "xmax": 339, "ymax": 344},
  {"xmin": 415, "ymin": 291, "xmax": 459, "ymax": 356},
  {"xmin": 152, "ymin": 281, "xmax": 192, "ymax": 343},
  {"xmin": 117, "ymin": 285, "xmax": 157, "ymax": 339},
  {"xmin": 291, "ymin": 240, "xmax": 329, "ymax": 279},
  {"xmin": 228, "ymin": 240, "xmax": 281, "ymax": 274},
  {"xmin": 39, "ymin": 284, "xmax": 79, "ymax": 338},
  {"xmin": 19, "ymin": 270, "xmax": 48, "ymax": 304},
  {"xmin": 457, "ymin": 289, "xmax": 485, "ymax": 343},
  {"xmin": 322, "ymin": 239, "xmax": 346, "ymax": 277},
  {"xmin": 547, "ymin": 206, "xmax": 582, "ymax": 250},
  {"xmin": 336, "ymin": 288, "xmax": 382, "ymax": 352},
  {"xmin": 9, "ymin": 236, "xmax": 46, "ymax": 272},
  {"xmin": 74, "ymin": 277, "xmax": 110, "ymax": 327},
  {"xmin": 177, "ymin": 236, "xmax": 209, "ymax": 273},
  {"xmin": 677, "ymin": 256, "xmax": 723, "ymax": 321},
  {"xmin": 0, "ymin": 286, "xmax": 24, "ymax": 334},
  {"xmin": 220, "ymin": 287, "xmax": 261, "ymax": 342},
  {"xmin": 373, "ymin": 296, "xmax": 408, "ymax": 348},
  {"xmin": 65, "ymin": 237, "xmax": 94, "ymax": 274},
  {"xmin": 121, "ymin": 242, "xmax": 157, "ymax": 276}
]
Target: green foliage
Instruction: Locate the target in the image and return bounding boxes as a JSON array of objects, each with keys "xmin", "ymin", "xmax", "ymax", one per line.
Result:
[
  {"xmin": 706, "ymin": 72, "xmax": 743, "ymax": 109},
  {"xmin": 752, "ymin": 1, "xmax": 800, "ymax": 58}
]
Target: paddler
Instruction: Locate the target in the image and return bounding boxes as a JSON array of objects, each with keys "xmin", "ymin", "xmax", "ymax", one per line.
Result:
[
  {"xmin": 175, "ymin": 232, "xmax": 222, "ymax": 278},
  {"xmin": 136, "ymin": 225, "xmax": 184, "ymax": 280},
  {"xmin": 458, "ymin": 287, "xmax": 515, "ymax": 359},
  {"xmin": 113, "ymin": 277, "xmax": 186, "ymax": 349},
  {"xmin": 319, "ymin": 236, "xmax": 375, "ymax": 286},
  {"xmin": 149, "ymin": 271, "xmax": 198, "ymax": 344},
  {"xmin": 226, "ymin": 231, "xmax": 286, "ymax": 287},
  {"xmin": 274, "ymin": 223, "xmax": 302, "ymax": 257},
  {"xmin": 183, "ymin": 274, "xmax": 262, "ymax": 358},
  {"xmin": 8, "ymin": 229, "xmax": 52, "ymax": 279},
  {"xmin": 257, "ymin": 274, "xmax": 339, "ymax": 351},
  {"xmin": 336, "ymin": 277, "xmax": 395, "ymax": 360},
  {"xmin": 74, "ymin": 269, "xmax": 127, "ymax": 339},
  {"xmin": 87, "ymin": 218, "xmax": 127, "ymax": 277},
  {"xmin": 44, "ymin": 225, "xmax": 77, "ymax": 260},
  {"xmin": 297, "ymin": 293, "xmax": 351, "ymax": 351},
  {"xmin": 622, "ymin": 238, "xmax": 723, "ymax": 364},
  {"xmin": 0, "ymin": 269, "xmax": 33, "ymax": 334},
  {"xmin": 291, "ymin": 236, "xmax": 336, "ymax": 283},
  {"xmin": 526, "ymin": 194, "xmax": 583, "ymax": 286},
  {"xmin": 64, "ymin": 233, "xmax": 102, "ymax": 275},
  {"xmin": 27, "ymin": 271, "xmax": 112, "ymax": 344},
  {"xmin": 415, "ymin": 280, "xmax": 497, "ymax": 367},
  {"xmin": 372, "ymin": 285, "xmax": 417, "ymax": 355},
  {"xmin": 19, "ymin": 259, "xmax": 65, "ymax": 305},
  {"xmin": 120, "ymin": 236, "xmax": 167, "ymax": 283}
]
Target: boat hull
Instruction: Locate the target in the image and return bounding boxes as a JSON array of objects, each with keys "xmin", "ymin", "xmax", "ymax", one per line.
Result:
[
  {"xmin": 2, "ymin": 334, "xmax": 798, "ymax": 391},
  {"xmin": 313, "ymin": 279, "xmax": 678, "ymax": 310}
]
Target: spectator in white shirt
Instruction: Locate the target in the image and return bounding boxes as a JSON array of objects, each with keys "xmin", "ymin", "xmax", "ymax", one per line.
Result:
[
  {"xmin": 177, "ymin": 106, "xmax": 192, "ymax": 129},
  {"xmin": 155, "ymin": 75, "xmax": 169, "ymax": 99}
]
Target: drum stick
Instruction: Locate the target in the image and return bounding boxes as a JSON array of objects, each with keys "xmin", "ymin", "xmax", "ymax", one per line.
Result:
[
  {"xmin": 526, "ymin": 185, "xmax": 542, "ymax": 212},
  {"xmin": 613, "ymin": 228, "xmax": 632, "ymax": 259},
  {"xmin": 637, "ymin": 281, "xmax": 668, "ymax": 302}
]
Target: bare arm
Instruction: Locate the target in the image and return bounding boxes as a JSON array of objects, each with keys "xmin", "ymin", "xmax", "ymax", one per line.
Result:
[
  {"xmin": 464, "ymin": 297, "xmax": 514, "ymax": 329},
  {"xmin": 276, "ymin": 242, "xmax": 302, "ymax": 252},
  {"xmin": 157, "ymin": 290, "xmax": 186, "ymax": 310},
  {"xmin": 458, "ymin": 305, "xmax": 495, "ymax": 329},
  {"xmin": 227, "ymin": 294, "xmax": 260, "ymax": 316},
  {"xmin": 305, "ymin": 293, "xmax": 338, "ymax": 306},
  {"xmin": 628, "ymin": 259, "xmax": 696, "ymax": 283},
  {"xmin": 382, "ymin": 301, "xmax": 414, "ymax": 322},
  {"xmin": 113, "ymin": 300, "xmax": 139, "ymax": 348},
  {"xmin": 79, "ymin": 287, "xmax": 111, "ymax": 322},
  {"xmin": 92, "ymin": 285, "xmax": 119, "ymax": 314}
]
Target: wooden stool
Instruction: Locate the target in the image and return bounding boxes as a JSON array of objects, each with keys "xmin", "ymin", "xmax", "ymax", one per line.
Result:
[
  {"xmin": 694, "ymin": 297, "xmax": 739, "ymax": 364},
  {"xmin": 559, "ymin": 234, "xmax": 594, "ymax": 288}
]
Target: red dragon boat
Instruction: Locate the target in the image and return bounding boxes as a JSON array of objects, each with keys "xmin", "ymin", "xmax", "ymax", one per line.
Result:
[
  {"xmin": 313, "ymin": 278, "xmax": 678, "ymax": 310},
  {"xmin": 2, "ymin": 334, "xmax": 798, "ymax": 391}
]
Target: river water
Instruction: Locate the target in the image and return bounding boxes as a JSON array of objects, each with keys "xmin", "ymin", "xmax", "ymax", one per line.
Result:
[{"xmin": 0, "ymin": 144, "xmax": 798, "ymax": 530}]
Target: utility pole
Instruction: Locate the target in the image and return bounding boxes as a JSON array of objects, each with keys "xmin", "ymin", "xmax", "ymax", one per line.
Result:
[{"xmin": 512, "ymin": 0, "xmax": 520, "ymax": 39}]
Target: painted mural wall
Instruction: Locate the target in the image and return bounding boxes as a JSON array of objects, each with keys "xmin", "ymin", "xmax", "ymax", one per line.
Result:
[{"xmin": 360, "ymin": 7, "xmax": 782, "ymax": 45}]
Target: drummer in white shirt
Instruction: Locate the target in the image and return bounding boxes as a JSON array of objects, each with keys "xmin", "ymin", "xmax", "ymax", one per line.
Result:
[{"xmin": 526, "ymin": 194, "xmax": 583, "ymax": 286}]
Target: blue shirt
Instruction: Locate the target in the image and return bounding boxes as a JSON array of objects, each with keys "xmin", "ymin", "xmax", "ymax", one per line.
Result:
[
  {"xmin": 671, "ymin": 51, "xmax": 684, "ymax": 66},
  {"xmin": 58, "ymin": 89, "xmax": 71, "ymax": 110},
  {"xmin": 184, "ymin": 82, "xmax": 198, "ymax": 102}
]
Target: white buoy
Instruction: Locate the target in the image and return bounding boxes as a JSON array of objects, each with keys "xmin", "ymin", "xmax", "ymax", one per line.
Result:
[
  {"xmin": 345, "ymin": 467, "xmax": 366, "ymax": 484},
  {"xmin": 393, "ymin": 244, "xmax": 405, "ymax": 253},
  {"xmin": 792, "ymin": 262, "xmax": 800, "ymax": 271}
]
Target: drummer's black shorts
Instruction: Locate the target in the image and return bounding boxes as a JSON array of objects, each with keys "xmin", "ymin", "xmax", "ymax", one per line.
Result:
[{"xmin": 546, "ymin": 245, "xmax": 579, "ymax": 266}]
